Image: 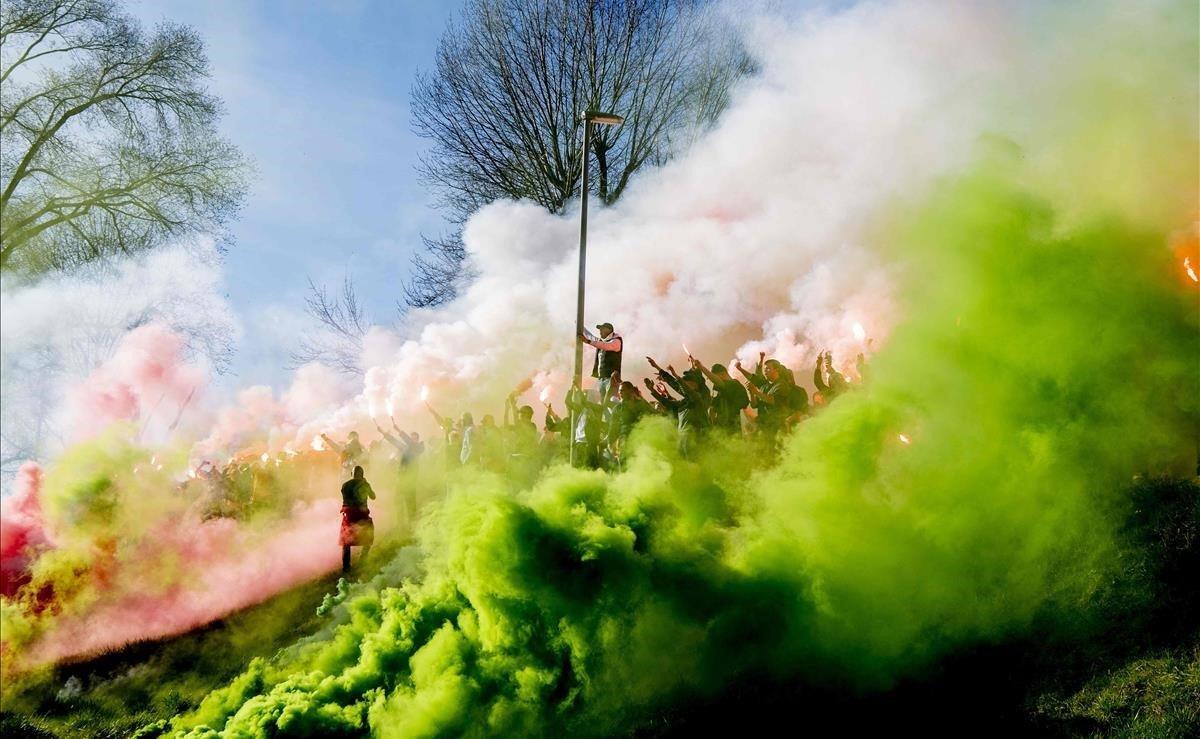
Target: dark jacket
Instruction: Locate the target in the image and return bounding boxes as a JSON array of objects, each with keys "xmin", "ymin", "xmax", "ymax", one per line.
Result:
[
  {"xmin": 659, "ymin": 371, "xmax": 711, "ymax": 432},
  {"xmin": 711, "ymin": 378, "xmax": 750, "ymax": 432},
  {"xmin": 758, "ymin": 375, "xmax": 808, "ymax": 432},
  {"xmin": 340, "ymin": 478, "xmax": 375, "ymax": 510},
  {"xmin": 587, "ymin": 332, "xmax": 623, "ymax": 380}
]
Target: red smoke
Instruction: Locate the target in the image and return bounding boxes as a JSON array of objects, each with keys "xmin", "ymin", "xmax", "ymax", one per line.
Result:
[
  {"xmin": 0, "ymin": 463, "xmax": 50, "ymax": 598},
  {"xmin": 0, "ymin": 325, "xmax": 366, "ymax": 671},
  {"xmin": 18, "ymin": 499, "xmax": 343, "ymax": 668}
]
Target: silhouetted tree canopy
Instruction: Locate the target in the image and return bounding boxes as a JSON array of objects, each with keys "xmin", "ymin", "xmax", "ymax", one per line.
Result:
[
  {"xmin": 407, "ymin": 0, "xmax": 749, "ymax": 307},
  {"xmin": 0, "ymin": 0, "xmax": 248, "ymax": 277}
]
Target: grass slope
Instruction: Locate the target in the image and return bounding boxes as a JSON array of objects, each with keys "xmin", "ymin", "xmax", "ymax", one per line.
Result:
[
  {"xmin": 0, "ymin": 540, "xmax": 405, "ymax": 739},
  {"xmin": 1, "ymin": 477, "xmax": 1195, "ymax": 738}
]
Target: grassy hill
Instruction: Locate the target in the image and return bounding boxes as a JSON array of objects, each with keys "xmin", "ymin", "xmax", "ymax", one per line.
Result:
[
  {"xmin": 2, "ymin": 478, "xmax": 1196, "ymax": 738},
  {"xmin": 0, "ymin": 539, "xmax": 406, "ymax": 739}
]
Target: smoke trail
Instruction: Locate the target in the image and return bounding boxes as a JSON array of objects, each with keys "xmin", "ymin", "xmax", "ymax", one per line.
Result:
[
  {"xmin": 142, "ymin": 0, "xmax": 1196, "ymax": 735},
  {"xmin": 0, "ymin": 426, "xmax": 379, "ymax": 674},
  {"xmin": 0, "ymin": 328, "xmax": 364, "ymax": 673}
]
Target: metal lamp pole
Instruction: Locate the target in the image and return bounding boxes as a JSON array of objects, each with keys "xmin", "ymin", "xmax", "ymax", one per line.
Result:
[{"xmin": 570, "ymin": 110, "xmax": 623, "ymax": 466}]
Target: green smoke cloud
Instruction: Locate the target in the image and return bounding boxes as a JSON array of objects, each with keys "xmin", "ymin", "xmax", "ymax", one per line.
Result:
[
  {"xmin": 166, "ymin": 173, "xmax": 1197, "ymax": 736},
  {"xmin": 153, "ymin": 1, "xmax": 1198, "ymax": 736}
]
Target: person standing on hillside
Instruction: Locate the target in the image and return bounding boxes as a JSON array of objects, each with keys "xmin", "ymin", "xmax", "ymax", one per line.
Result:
[{"xmin": 339, "ymin": 465, "xmax": 376, "ymax": 572}]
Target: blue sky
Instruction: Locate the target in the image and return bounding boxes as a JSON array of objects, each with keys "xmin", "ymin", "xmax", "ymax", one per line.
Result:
[{"xmin": 131, "ymin": 0, "xmax": 458, "ymax": 388}]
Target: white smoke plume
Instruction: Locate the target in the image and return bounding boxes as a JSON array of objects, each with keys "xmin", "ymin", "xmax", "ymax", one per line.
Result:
[{"xmin": 278, "ymin": 0, "xmax": 1011, "ymax": 444}]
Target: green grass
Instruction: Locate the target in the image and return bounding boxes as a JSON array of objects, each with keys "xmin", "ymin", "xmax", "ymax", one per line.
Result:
[
  {"xmin": 1, "ymin": 477, "xmax": 1195, "ymax": 738},
  {"xmin": 0, "ymin": 540, "xmax": 406, "ymax": 739},
  {"xmin": 1035, "ymin": 642, "xmax": 1200, "ymax": 738}
]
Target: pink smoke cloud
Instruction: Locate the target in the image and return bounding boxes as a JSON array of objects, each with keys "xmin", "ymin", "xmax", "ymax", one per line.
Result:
[
  {"xmin": 15, "ymin": 496, "xmax": 354, "ymax": 669},
  {"xmin": 65, "ymin": 324, "xmax": 206, "ymax": 442}
]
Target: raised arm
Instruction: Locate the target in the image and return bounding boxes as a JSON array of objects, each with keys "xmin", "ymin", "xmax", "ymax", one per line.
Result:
[
  {"xmin": 643, "ymin": 378, "xmax": 681, "ymax": 410},
  {"xmin": 657, "ymin": 367, "xmax": 690, "ymax": 399},
  {"xmin": 581, "ymin": 328, "xmax": 622, "ymax": 352},
  {"xmin": 425, "ymin": 402, "xmax": 447, "ymax": 428},
  {"xmin": 734, "ymin": 360, "xmax": 755, "ymax": 383},
  {"xmin": 735, "ymin": 363, "xmax": 769, "ymax": 402},
  {"xmin": 374, "ymin": 424, "xmax": 405, "ymax": 451},
  {"xmin": 389, "ymin": 418, "xmax": 414, "ymax": 445},
  {"xmin": 692, "ymin": 357, "xmax": 717, "ymax": 384},
  {"xmin": 813, "ymin": 353, "xmax": 830, "ymax": 393},
  {"xmin": 320, "ymin": 433, "xmax": 344, "ymax": 453},
  {"xmin": 592, "ymin": 335, "xmax": 623, "ymax": 352}
]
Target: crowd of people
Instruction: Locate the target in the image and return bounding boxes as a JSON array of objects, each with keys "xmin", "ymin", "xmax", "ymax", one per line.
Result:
[
  {"xmin": 186, "ymin": 320, "xmax": 868, "ymax": 570},
  {"xmin": 397, "ymin": 321, "xmax": 868, "ymax": 474}
]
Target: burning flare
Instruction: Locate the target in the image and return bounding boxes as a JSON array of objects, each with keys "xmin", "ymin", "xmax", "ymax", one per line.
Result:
[
  {"xmin": 539, "ymin": 386, "xmax": 551, "ymax": 404},
  {"xmin": 853, "ymin": 322, "xmax": 867, "ymax": 342},
  {"xmin": 420, "ymin": 386, "xmax": 430, "ymax": 403},
  {"xmin": 1185, "ymin": 257, "xmax": 1198, "ymax": 283},
  {"xmin": 898, "ymin": 433, "xmax": 912, "ymax": 445}
]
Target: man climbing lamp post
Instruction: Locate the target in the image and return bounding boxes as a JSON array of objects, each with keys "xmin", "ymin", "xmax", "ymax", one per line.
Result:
[{"xmin": 571, "ymin": 110, "xmax": 624, "ymax": 466}]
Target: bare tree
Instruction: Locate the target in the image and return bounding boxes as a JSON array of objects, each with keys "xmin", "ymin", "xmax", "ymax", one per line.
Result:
[
  {"xmin": 407, "ymin": 0, "xmax": 750, "ymax": 306},
  {"xmin": 402, "ymin": 231, "xmax": 471, "ymax": 309},
  {"xmin": 290, "ymin": 276, "xmax": 369, "ymax": 377},
  {"xmin": 0, "ymin": 0, "xmax": 248, "ymax": 276}
]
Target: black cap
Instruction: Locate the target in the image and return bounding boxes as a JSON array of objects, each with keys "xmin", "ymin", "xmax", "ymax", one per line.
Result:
[{"xmin": 595, "ymin": 322, "xmax": 614, "ymax": 331}]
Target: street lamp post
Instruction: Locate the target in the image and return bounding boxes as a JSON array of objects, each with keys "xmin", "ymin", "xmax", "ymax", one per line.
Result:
[{"xmin": 570, "ymin": 110, "xmax": 623, "ymax": 466}]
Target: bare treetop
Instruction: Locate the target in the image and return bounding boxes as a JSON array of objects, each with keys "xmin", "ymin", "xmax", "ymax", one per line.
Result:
[
  {"xmin": 406, "ymin": 0, "xmax": 749, "ymax": 307},
  {"xmin": 0, "ymin": 0, "xmax": 248, "ymax": 276}
]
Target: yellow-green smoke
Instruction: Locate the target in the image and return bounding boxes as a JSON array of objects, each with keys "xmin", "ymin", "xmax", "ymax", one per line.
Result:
[{"xmin": 152, "ymin": 0, "xmax": 1200, "ymax": 735}]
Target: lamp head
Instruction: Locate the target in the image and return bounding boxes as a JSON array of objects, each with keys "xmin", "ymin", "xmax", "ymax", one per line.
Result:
[{"xmin": 582, "ymin": 111, "xmax": 624, "ymax": 126}]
